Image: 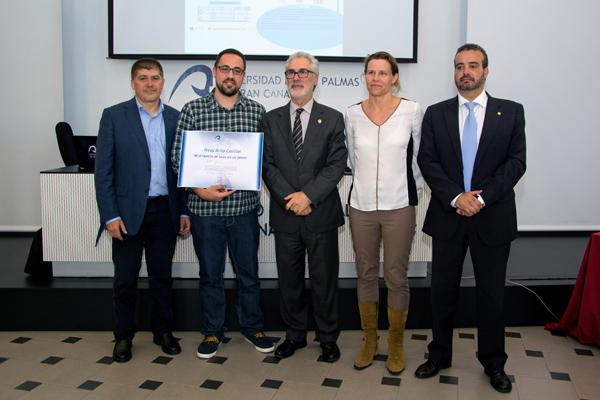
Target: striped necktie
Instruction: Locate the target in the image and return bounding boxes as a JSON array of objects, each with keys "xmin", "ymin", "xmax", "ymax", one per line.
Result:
[
  {"xmin": 292, "ymin": 108, "xmax": 304, "ymax": 160},
  {"xmin": 462, "ymin": 102, "xmax": 478, "ymax": 191}
]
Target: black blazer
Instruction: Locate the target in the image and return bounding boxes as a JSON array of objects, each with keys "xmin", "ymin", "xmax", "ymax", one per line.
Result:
[
  {"xmin": 262, "ymin": 101, "xmax": 348, "ymax": 233},
  {"xmin": 95, "ymin": 98, "xmax": 186, "ymax": 239},
  {"xmin": 417, "ymin": 94, "xmax": 526, "ymax": 245}
]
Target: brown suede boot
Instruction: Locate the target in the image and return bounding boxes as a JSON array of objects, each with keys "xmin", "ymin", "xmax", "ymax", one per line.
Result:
[
  {"xmin": 354, "ymin": 302, "xmax": 378, "ymax": 370},
  {"xmin": 386, "ymin": 308, "xmax": 408, "ymax": 375}
]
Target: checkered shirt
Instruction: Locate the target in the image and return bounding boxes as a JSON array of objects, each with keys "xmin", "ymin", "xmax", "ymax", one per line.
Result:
[{"xmin": 171, "ymin": 90, "xmax": 266, "ymax": 216}]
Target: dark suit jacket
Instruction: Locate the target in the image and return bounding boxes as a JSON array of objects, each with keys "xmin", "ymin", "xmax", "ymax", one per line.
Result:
[
  {"xmin": 417, "ymin": 94, "xmax": 526, "ymax": 245},
  {"xmin": 262, "ymin": 101, "xmax": 348, "ymax": 233},
  {"xmin": 95, "ymin": 98, "xmax": 186, "ymax": 239}
]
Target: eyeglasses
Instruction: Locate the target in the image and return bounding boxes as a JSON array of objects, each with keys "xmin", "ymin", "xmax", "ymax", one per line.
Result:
[
  {"xmin": 285, "ymin": 69, "xmax": 314, "ymax": 79},
  {"xmin": 216, "ymin": 65, "xmax": 245, "ymax": 76}
]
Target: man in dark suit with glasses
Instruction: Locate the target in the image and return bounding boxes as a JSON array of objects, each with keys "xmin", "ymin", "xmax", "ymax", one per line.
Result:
[{"xmin": 262, "ymin": 51, "xmax": 348, "ymax": 362}]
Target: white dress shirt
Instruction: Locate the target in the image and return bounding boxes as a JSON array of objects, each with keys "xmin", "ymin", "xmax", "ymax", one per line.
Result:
[
  {"xmin": 452, "ymin": 91, "xmax": 488, "ymax": 206},
  {"xmin": 290, "ymin": 99, "xmax": 314, "ymax": 140},
  {"xmin": 345, "ymin": 98, "xmax": 424, "ymax": 211},
  {"xmin": 458, "ymin": 91, "xmax": 488, "ymax": 144}
]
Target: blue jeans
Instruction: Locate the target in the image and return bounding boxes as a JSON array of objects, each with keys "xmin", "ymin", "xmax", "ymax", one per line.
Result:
[{"xmin": 190, "ymin": 209, "xmax": 264, "ymax": 339}]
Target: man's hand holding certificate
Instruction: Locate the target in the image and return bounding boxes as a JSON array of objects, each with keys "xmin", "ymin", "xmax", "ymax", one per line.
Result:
[{"xmin": 177, "ymin": 130, "xmax": 264, "ymax": 191}]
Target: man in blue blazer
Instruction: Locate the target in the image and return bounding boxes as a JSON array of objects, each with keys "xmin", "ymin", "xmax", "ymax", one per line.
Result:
[
  {"xmin": 95, "ymin": 59, "xmax": 189, "ymax": 362},
  {"xmin": 416, "ymin": 44, "xmax": 526, "ymax": 393}
]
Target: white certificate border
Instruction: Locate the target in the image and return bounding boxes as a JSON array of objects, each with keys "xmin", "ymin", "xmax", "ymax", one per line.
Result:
[{"xmin": 177, "ymin": 130, "xmax": 264, "ymax": 191}]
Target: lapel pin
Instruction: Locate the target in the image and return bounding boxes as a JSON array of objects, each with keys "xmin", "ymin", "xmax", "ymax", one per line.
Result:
[
  {"xmin": 497, "ymin": 111, "xmax": 502, "ymax": 116},
  {"xmin": 317, "ymin": 118, "xmax": 322, "ymax": 124}
]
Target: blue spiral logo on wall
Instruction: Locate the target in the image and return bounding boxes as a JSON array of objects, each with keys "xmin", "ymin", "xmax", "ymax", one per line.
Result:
[{"xmin": 169, "ymin": 64, "xmax": 213, "ymax": 101}]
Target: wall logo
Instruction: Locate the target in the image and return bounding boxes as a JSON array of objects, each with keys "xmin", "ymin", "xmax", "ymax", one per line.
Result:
[
  {"xmin": 88, "ymin": 145, "xmax": 96, "ymax": 159},
  {"xmin": 169, "ymin": 65, "xmax": 213, "ymax": 101}
]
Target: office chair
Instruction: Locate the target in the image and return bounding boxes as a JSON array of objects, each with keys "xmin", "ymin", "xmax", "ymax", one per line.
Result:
[{"xmin": 55, "ymin": 121, "xmax": 78, "ymax": 166}]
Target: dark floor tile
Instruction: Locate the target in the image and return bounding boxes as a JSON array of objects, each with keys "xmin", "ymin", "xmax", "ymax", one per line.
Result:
[
  {"xmin": 139, "ymin": 380, "xmax": 162, "ymax": 390},
  {"xmin": 550, "ymin": 371, "xmax": 571, "ymax": 381},
  {"xmin": 200, "ymin": 379, "xmax": 223, "ymax": 390},
  {"xmin": 549, "ymin": 330, "xmax": 567, "ymax": 337},
  {"xmin": 424, "ymin": 352, "xmax": 429, "ymax": 359},
  {"xmin": 574, "ymin": 348, "xmax": 594, "ymax": 356},
  {"xmin": 261, "ymin": 379, "xmax": 283, "ymax": 389},
  {"xmin": 374, "ymin": 354, "xmax": 387, "ymax": 362},
  {"xmin": 262, "ymin": 356, "xmax": 280, "ymax": 364},
  {"xmin": 505, "ymin": 331, "xmax": 522, "ymax": 338},
  {"xmin": 322, "ymin": 378, "xmax": 343, "ymax": 388},
  {"xmin": 0, "ymin": 357, "xmax": 8, "ymax": 364},
  {"xmin": 381, "ymin": 377, "xmax": 401, "ymax": 386},
  {"xmin": 459, "ymin": 333, "xmax": 475, "ymax": 339},
  {"xmin": 525, "ymin": 350, "xmax": 544, "ymax": 358},
  {"xmin": 152, "ymin": 356, "xmax": 173, "ymax": 365},
  {"xmin": 207, "ymin": 356, "xmax": 227, "ymax": 365},
  {"xmin": 62, "ymin": 336, "xmax": 82, "ymax": 344},
  {"xmin": 41, "ymin": 356, "xmax": 64, "ymax": 365},
  {"xmin": 221, "ymin": 337, "xmax": 231, "ymax": 344},
  {"xmin": 508, "ymin": 374, "xmax": 516, "ymax": 383},
  {"xmin": 15, "ymin": 381, "xmax": 41, "ymax": 391},
  {"xmin": 96, "ymin": 356, "xmax": 114, "ymax": 365},
  {"xmin": 439, "ymin": 375, "xmax": 458, "ymax": 385},
  {"xmin": 11, "ymin": 337, "xmax": 31, "ymax": 344},
  {"xmin": 78, "ymin": 380, "xmax": 103, "ymax": 391},
  {"xmin": 411, "ymin": 334, "xmax": 427, "ymax": 341}
]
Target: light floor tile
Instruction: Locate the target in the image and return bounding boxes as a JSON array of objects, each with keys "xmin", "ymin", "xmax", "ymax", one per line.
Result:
[
  {"xmin": 333, "ymin": 378, "xmax": 399, "ymax": 400},
  {"xmin": 272, "ymin": 381, "xmax": 337, "ymax": 400},
  {"xmin": 81, "ymin": 381, "xmax": 152, "ymax": 400},
  {"xmin": 0, "ymin": 383, "xmax": 27, "ymax": 400},
  {"xmin": 458, "ymin": 375, "xmax": 519, "ymax": 400},
  {"xmin": 504, "ymin": 354, "xmax": 550, "ymax": 379},
  {"xmin": 1, "ymin": 327, "xmax": 600, "ymax": 399},
  {"xmin": 17, "ymin": 383, "xmax": 88, "ymax": 400},
  {"xmin": 516, "ymin": 376, "xmax": 579, "ymax": 400},
  {"xmin": 396, "ymin": 375, "xmax": 458, "ymax": 400}
]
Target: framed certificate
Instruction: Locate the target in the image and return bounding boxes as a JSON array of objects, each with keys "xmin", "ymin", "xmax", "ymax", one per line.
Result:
[{"xmin": 177, "ymin": 130, "xmax": 264, "ymax": 191}]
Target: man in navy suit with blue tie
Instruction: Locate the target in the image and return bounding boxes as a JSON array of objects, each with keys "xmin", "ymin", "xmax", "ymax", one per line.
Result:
[
  {"xmin": 95, "ymin": 59, "xmax": 190, "ymax": 362},
  {"xmin": 415, "ymin": 44, "xmax": 526, "ymax": 393}
]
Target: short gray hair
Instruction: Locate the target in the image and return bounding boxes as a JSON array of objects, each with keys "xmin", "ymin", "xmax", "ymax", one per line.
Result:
[{"xmin": 285, "ymin": 51, "xmax": 320, "ymax": 76}]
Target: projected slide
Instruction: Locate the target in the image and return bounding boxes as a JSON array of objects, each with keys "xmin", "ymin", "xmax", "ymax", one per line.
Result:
[
  {"xmin": 110, "ymin": 0, "xmax": 416, "ymax": 60},
  {"xmin": 185, "ymin": 0, "xmax": 343, "ymax": 54}
]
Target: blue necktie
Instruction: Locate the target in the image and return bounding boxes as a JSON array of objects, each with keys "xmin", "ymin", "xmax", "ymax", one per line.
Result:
[{"xmin": 462, "ymin": 102, "xmax": 478, "ymax": 192}]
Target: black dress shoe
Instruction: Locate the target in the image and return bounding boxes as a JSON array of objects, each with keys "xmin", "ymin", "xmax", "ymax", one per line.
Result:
[
  {"xmin": 275, "ymin": 339, "xmax": 307, "ymax": 359},
  {"xmin": 153, "ymin": 332, "xmax": 181, "ymax": 355},
  {"xmin": 414, "ymin": 359, "xmax": 451, "ymax": 379},
  {"xmin": 487, "ymin": 370, "xmax": 512, "ymax": 393},
  {"xmin": 320, "ymin": 342, "xmax": 340, "ymax": 363},
  {"xmin": 113, "ymin": 339, "xmax": 132, "ymax": 363}
]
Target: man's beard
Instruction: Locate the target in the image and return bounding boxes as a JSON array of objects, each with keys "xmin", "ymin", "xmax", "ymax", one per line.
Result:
[
  {"xmin": 216, "ymin": 79, "xmax": 240, "ymax": 97},
  {"xmin": 456, "ymin": 75, "xmax": 485, "ymax": 91}
]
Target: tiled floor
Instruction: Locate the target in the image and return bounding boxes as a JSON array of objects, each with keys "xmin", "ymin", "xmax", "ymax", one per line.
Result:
[{"xmin": 0, "ymin": 327, "xmax": 598, "ymax": 399}]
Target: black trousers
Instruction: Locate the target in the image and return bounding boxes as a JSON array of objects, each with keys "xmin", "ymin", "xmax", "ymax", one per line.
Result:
[
  {"xmin": 274, "ymin": 225, "xmax": 340, "ymax": 343},
  {"xmin": 112, "ymin": 196, "xmax": 177, "ymax": 341},
  {"xmin": 428, "ymin": 222, "xmax": 510, "ymax": 372}
]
